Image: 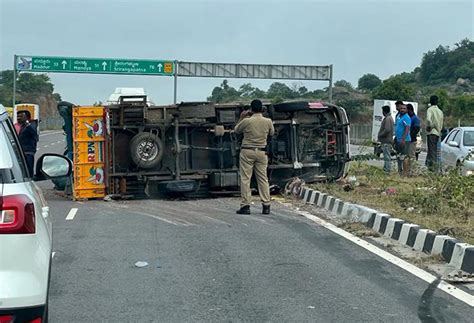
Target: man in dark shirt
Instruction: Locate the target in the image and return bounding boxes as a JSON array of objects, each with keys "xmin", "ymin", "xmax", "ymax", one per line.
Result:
[
  {"xmin": 377, "ymin": 105, "xmax": 394, "ymax": 173},
  {"xmin": 407, "ymin": 104, "xmax": 421, "ymax": 174},
  {"xmin": 17, "ymin": 110, "xmax": 38, "ymax": 176}
]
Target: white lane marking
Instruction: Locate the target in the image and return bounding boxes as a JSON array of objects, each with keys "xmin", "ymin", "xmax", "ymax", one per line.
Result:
[
  {"xmin": 65, "ymin": 208, "xmax": 78, "ymax": 221},
  {"xmin": 57, "ymin": 140, "xmax": 62, "ymax": 143},
  {"xmin": 136, "ymin": 211, "xmax": 180, "ymax": 226},
  {"xmin": 202, "ymin": 215, "xmax": 231, "ymax": 225},
  {"xmin": 52, "ymin": 252, "xmax": 56, "ymax": 258},
  {"xmin": 44, "ymin": 145, "xmax": 49, "ymax": 148},
  {"xmin": 50, "ymin": 142, "xmax": 56, "ymax": 146},
  {"xmin": 39, "ymin": 130, "xmax": 63, "ymax": 137},
  {"xmin": 297, "ymin": 210, "xmax": 474, "ymax": 307}
]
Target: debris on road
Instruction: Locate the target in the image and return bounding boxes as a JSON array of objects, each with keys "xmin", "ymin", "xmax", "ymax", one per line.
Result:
[
  {"xmin": 134, "ymin": 261, "xmax": 149, "ymax": 268},
  {"xmin": 443, "ymin": 270, "xmax": 474, "ymax": 283}
]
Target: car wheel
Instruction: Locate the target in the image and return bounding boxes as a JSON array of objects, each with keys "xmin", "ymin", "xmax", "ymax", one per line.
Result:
[
  {"xmin": 273, "ymin": 101, "xmax": 309, "ymax": 112},
  {"xmin": 129, "ymin": 132, "xmax": 164, "ymax": 169}
]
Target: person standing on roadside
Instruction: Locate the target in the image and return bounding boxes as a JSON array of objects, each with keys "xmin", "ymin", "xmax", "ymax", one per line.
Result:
[
  {"xmin": 234, "ymin": 99, "xmax": 275, "ymax": 215},
  {"xmin": 378, "ymin": 105, "xmax": 394, "ymax": 174},
  {"xmin": 425, "ymin": 95, "xmax": 444, "ymax": 172},
  {"xmin": 407, "ymin": 104, "xmax": 421, "ymax": 175},
  {"xmin": 17, "ymin": 110, "xmax": 38, "ymax": 177},
  {"xmin": 393, "ymin": 100, "xmax": 404, "ymax": 149},
  {"xmin": 394, "ymin": 100, "xmax": 403, "ymax": 120},
  {"xmin": 394, "ymin": 104, "xmax": 411, "ymax": 176}
]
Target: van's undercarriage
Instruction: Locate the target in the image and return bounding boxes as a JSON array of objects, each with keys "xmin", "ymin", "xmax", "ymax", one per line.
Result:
[{"xmin": 107, "ymin": 97, "xmax": 350, "ymax": 198}]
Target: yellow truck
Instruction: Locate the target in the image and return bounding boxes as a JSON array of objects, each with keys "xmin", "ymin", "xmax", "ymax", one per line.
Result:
[{"xmin": 5, "ymin": 106, "xmax": 13, "ymax": 119}]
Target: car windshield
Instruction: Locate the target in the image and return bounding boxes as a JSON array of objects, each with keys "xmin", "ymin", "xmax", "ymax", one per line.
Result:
[{"xmin": 464, "ymin": 131, "xmax": 474, "ymax": 147}]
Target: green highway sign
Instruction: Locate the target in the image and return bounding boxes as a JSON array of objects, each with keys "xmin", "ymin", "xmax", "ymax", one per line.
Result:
[{"xmin": 15, "ymin": 55, "xmax": 174, "ymax": 76}]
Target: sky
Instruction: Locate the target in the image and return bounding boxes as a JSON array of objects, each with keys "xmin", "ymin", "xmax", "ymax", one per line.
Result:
[{"xmin": 0, "ymin": 0, "xmax": 473, "ymax": 105}]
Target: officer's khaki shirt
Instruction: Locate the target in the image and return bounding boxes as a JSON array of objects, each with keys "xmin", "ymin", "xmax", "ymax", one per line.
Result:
[{"xmin": 234, "ymin": 113, "xmax": 275, "ymax": 148}]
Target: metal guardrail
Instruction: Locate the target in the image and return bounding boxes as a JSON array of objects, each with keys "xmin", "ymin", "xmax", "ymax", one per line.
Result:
[{"xmin": 350, "ymin": 124, "xmax": 372, "ymax": 145}]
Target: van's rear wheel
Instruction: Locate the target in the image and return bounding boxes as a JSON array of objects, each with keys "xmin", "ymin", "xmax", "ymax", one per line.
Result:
[{"xmin": 130, "ymin": 132, "xmax": 164, "ymax": 169}]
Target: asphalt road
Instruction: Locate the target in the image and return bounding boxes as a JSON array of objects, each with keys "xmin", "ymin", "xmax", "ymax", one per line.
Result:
[{"xmin": 35, "ymin": 131, "xmax": 473, "ymax": 322}]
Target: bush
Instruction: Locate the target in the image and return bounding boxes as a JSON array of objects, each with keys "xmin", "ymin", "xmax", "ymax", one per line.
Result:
[{"xmin": 358, "ymin": 74, "xmax": 382, "ymax": 91}]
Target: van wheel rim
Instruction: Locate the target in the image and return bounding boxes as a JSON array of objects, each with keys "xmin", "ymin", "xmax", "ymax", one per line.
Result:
[{"xmin": 137, "ymin": 140, "xmax": 158, "ymax": 161}]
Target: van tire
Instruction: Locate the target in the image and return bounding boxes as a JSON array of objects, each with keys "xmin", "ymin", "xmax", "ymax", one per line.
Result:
[{"xmin": 130, "ymin": 132, "xmax": 164, "ymax": 169}]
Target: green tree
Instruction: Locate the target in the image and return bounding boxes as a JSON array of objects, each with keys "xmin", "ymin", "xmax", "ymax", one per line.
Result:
[
  {"xmin": 17, "ymin": 73, "xmax": 54, "ymax": 94},
  {"xmin": 357, "ymin": 73, "xmax": 382, "ymax": 91},
  {"xmin": 449, "ymin": 95, "xmax": 474, "ymax": 119},
  {"xmin": 419, "ymin": 39, "xmax": 474, "ymax": 84},
  {"xmin": 298, "ymin": 86, "xmax": 308, "ymax": 96},
  {"xmin": 238, "ymin": 83, "xmax": 265, "ymax": 99},
  {"xmin": 372, "ymin": 75, "xmax": 415, "ymax": 101},
  {"xmin": 239, "ymin": 83, "xmax": 255, "ymax": 98},
  {"xmin": 266, "ymin": 82, "xmax": 297, "ymax": 99},
  {"xmin": 53, "ymin": 93, "xmax": 62, "ymax": 101},
  {"xmin": 334, "ymin": 79, "xmax": 353, "ymax": 90},
  {"xmin": 0, "ymin": 70, "xmax": 59, "ymax": 106},
  {"xmin": 207, "ymin": 80, "xmax": 241, "ymax": 103}
]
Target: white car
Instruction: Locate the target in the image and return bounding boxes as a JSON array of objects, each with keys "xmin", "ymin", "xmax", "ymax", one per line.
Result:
[
  {"xmin": 440, "ymin": 126, "xmax": 474, "ymax": 176},
  {"xmin": 0, "ymin": 105, "xmax": 71, "ymax": 322}
]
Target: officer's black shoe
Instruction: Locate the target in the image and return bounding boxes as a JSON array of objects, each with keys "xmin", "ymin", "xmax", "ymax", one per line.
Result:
[
  {"xmin": 236, "ymin": 205, "xmax": 251, "ymax": 214},
  {"xmin": 262, "ymin": 204, "xmax": 271, "ymax": 214}
]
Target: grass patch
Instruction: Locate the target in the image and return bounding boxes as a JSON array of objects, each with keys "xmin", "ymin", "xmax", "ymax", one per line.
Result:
[{"xmin": 312, "ymin": 162, "xmax": 474, "ymax": 244}]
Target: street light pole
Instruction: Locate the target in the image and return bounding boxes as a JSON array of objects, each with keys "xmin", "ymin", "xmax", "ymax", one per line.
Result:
[
  {"xmin": 173, "ymin": 60, "xmax": 178, "ymax": 104},
  {"xmin": 328, "ymin": 64, "xmax": 333, "ymax": 104},
  {"xmin": 12, "ymin": 55, "xmax": 17, "ymax": 107}
]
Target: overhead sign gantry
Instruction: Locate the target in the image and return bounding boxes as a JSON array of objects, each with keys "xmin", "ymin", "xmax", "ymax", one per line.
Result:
[{"xmin": 13, "ymin": 55, "xmax": 333, "ymax": 105}]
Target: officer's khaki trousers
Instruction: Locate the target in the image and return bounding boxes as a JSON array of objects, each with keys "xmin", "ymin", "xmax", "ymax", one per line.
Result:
[{"xmin": 239, "ymin": 148, "xmax": 271, "ymax": 207}]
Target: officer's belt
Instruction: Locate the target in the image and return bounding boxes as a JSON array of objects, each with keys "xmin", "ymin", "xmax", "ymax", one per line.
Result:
[{"xmin": 241, "ymin": 147, "xmax": 266, "ymax": 151}]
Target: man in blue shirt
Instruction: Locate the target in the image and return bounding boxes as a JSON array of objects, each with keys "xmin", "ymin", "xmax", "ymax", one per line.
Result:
[{"xmin": 395, "ymin": 104, "xmax": 411, "ymax": 176}]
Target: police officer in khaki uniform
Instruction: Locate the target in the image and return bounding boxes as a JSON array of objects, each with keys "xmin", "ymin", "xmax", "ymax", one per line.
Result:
[{"xmin": 234, "ymin": 99, "xmax": 275, "ymax": 214}]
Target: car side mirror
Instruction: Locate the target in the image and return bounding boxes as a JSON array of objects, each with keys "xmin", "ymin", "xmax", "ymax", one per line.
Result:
[
  {"xmin": 34, "ymin": 153, "xmax": 72, "ymax": 181},
  {"xmin": 448, "ymin": 141, "xmax": 459, "ymax": 148}
]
